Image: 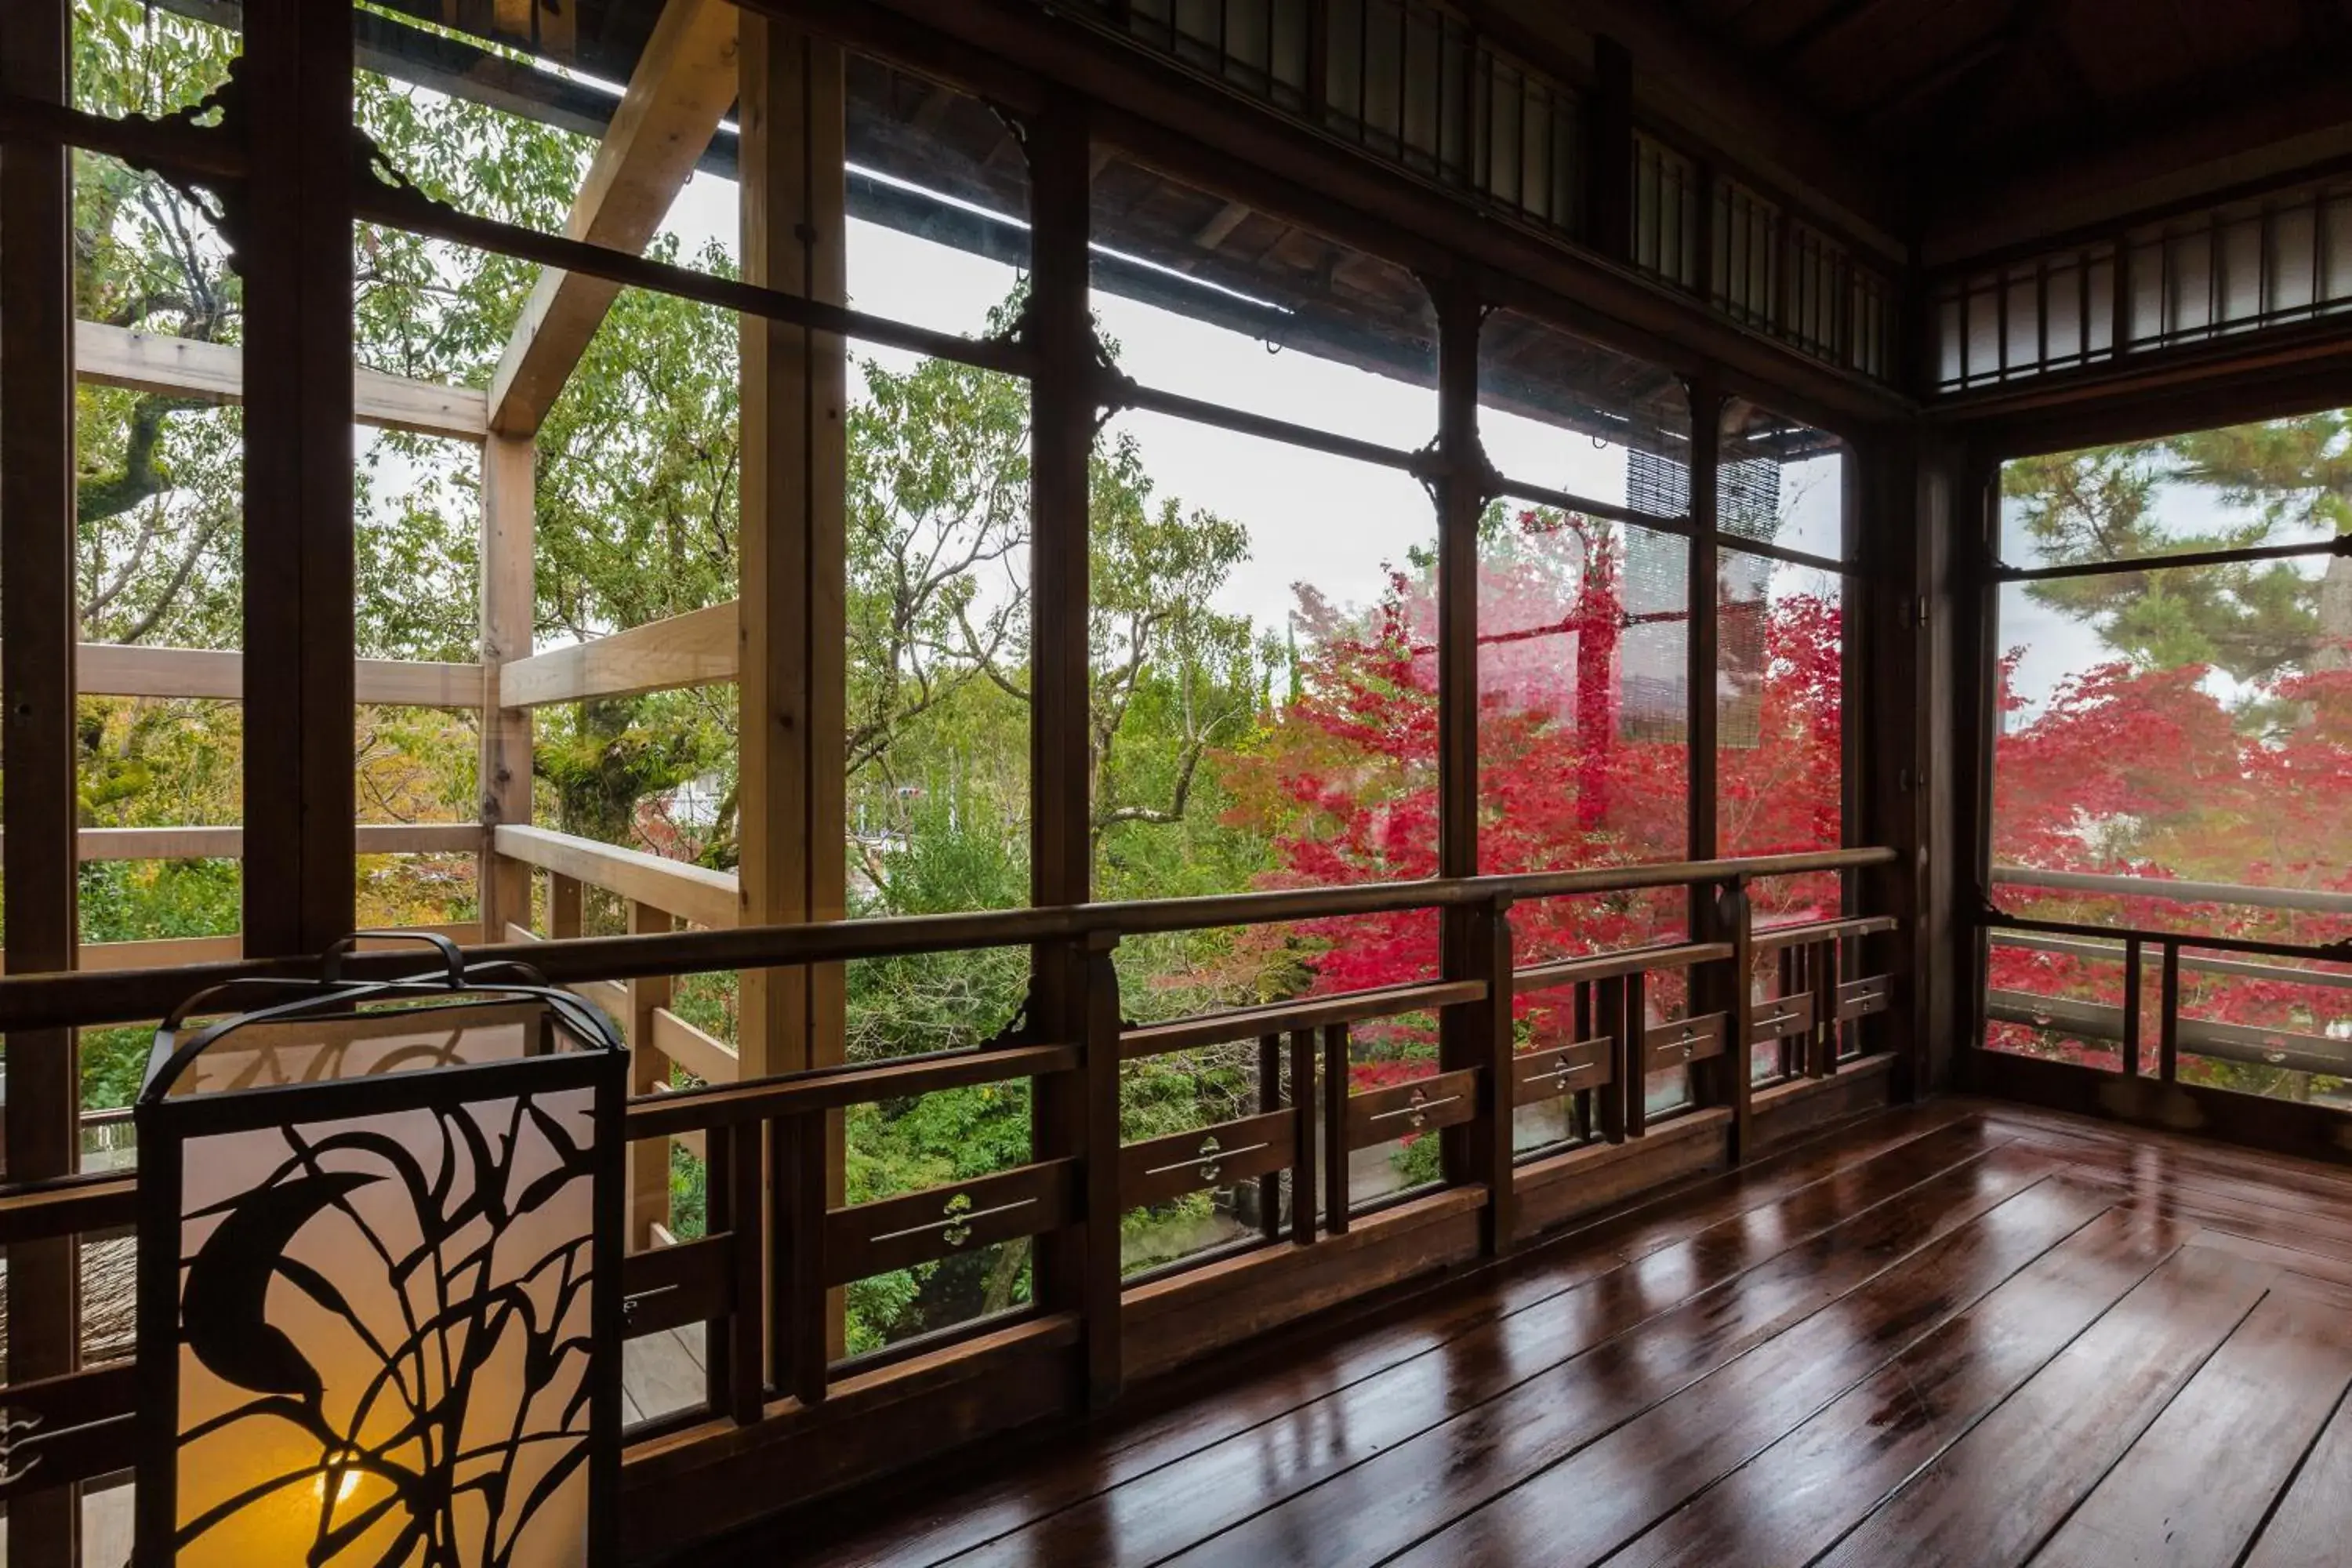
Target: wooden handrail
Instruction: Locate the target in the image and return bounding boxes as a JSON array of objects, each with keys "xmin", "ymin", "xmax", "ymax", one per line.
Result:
[
  {"xmin": 0, "ymin": 845, "xmax": 1894, "ymax": 1032},
  {"xmin": 492, "ymin": 824, "xmax": 741, "ymax": 930},
  {"xmin": 1992, "ymin": 865, "xmax": 2352, "ymax": 916}
]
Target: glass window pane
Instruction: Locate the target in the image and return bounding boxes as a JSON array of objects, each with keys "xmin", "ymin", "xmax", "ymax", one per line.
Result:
[
  {"xmin": 1991, "ymin": 554, "xmax": 2350, "ymax": 941},
  {"xmin": 1091, "ymin": 149, "xmax": 1438, "ymax": 442},
  {"xmin": 1719, "ymin": 550, "xmax": 1844, "ymax": 924},
  {"xmin": 2002, "ymin": 416, "xmax": 2351, "ymax": 571},
  {"xmin": 1479, "ymin": 499, "xmax": 1690, "ymax": 956},
  {"xmin": 1719, "ymin": 401, "xmax": 1846, "ymax": 560},
  {"xmin": 1480, "ymin": 307, "xmax": 1692, "ymax": 517}
]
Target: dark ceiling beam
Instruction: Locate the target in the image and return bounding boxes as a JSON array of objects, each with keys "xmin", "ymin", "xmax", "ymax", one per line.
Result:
[{"xmin": 1773, "ymin": 0, "xmax": 1896, "ymax": 63}]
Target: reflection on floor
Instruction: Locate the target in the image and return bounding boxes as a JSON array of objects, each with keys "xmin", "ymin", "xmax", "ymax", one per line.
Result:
[{"xmin": 725, "ymin": 1098, "xmax": 2352, "ymax": 1568}]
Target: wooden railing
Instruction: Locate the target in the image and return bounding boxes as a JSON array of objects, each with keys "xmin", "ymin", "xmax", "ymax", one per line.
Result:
[
  {"xmin": 0, "ymin": 842, "xmax": 1902, "ymax": 1548},
  {"xmin": 1976, "ymin": 871, "xmax": 2352, "ymax": 1153}
]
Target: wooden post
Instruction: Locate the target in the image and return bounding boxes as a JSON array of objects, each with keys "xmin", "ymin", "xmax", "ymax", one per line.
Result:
[
  {"xmin": 1, "ymin": 2, "xmax": 83, "ymax": 1557},
  {"xmin": 1078, "ymin": 933, "xmax": 1124, "ymax": 1406},
  {"xmin": 739, "ymin": 13, "xmax": 850, "ymax": 1371},
  {"xmin": 1471, "ymin": 895, "xmax": 1517, "ymax": 1252},
  {"xmin": 550, "ymin": 871, "xmax": 583, "ymax": 939},
  {"xmin": 1686, "ymin": 375, "xmax": 1723, "ymax": 880},
  {"xmin": 738, "ymin": 14, "xmax": 848, "ymax": 1080},
  {"xmin": 1726, "ymin": 877, "xmax": 1755, "ymax": 1162},
  {"xmin": 628, "ymin": 900, "xmax": 676, "ymax": 1248},
  {"xmin": 1256, "ymin": 1033, "xmax": 1283, "ymax": 1243},
  {"xmin": 2122, "ymin": 936, "xmax": 2143, "ymax": 1078},
  {"xmin": 1434, "ymin": 278, "xmax": 1490, "ymax": 1209},
  {"xmin": 1323, "ymin": 1023, "xmax": 1352, "ymax": 1234},
  {"xmin": 1024, "ymin": 96, "xmax": 1105, "ymax": 1405},
  {"xmin": 1287, "ymin": 1027, "xmax": 1316, "ymax": 1247},
  {"xmin": 479, "ymin": 434, "xmax": 537, "ymax": 942},
  {"xmin": 241, "ymin": 0, "xmax": 357, "ymax": 957}
]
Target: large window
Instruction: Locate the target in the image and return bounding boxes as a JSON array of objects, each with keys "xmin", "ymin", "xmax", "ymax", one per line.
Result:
[{"xmin": 1985, "ymin": 414, "xmax": 2352, "ymax": 1101}]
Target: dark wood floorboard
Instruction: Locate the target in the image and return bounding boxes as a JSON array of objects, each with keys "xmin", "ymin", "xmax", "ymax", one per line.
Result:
[
  {"xmin": 728, "ymin": 1098, "xmax": 2352, "ymax": 1568},
  {"xmin": 794, "ymin": 1102, "xmax": 1979, "ymax": 1568}
]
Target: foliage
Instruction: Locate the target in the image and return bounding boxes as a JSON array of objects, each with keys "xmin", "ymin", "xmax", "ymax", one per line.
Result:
[{"xmin": 1991, "ymin": 418, "xmax": 2352, "ymax": 1092}]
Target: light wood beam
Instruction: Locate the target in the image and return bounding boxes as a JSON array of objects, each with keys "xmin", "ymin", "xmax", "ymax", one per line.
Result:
[
  {"xmin": 737, "ymin": 17, "xmax": 848, "ymax": 1083},
  {"xmin": 497, "ymin": 601, "xmax": 737, "ymax": 707},
  {"xmin": 0, "ymin": 824, "xmax": 482, "ymax": 860},
  {"xmin": 74, "ymin": 319, "xmax": 488, "ymax": 441},
  {"xmin": 66, "ymin": 642, "xmax": 485, "ymax": 706},
  {"xmin": 486, "ymin": 0, "xmax": 742, "ymax": 436},
  {"xmin": 493, "ymin": 824, "xmax": 740, "ymax": 931},
  {"xmin": 479, "ymin": 434, "xmax": 536, "ymax": 942}
]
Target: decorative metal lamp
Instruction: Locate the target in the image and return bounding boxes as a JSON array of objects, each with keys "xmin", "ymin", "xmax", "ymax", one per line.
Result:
[{"xmin": 133, "ymin": 934, "xmax": 627, "ymax": 1568}]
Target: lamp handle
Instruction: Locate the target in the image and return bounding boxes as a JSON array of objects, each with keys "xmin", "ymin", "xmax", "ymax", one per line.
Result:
[{"xmin": 321, "ymin": 929, "xmax": 466, "ymax": 988}]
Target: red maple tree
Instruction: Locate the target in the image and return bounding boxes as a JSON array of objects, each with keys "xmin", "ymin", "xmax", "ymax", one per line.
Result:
[{"xmin": 1217, "ymin": 506, "xmax": 1845, "ymax": 1083}]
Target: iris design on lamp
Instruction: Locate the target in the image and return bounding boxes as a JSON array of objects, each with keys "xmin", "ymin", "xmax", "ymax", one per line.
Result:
[{"xmin": 133, "ymin": 934, "xmax": 626, "ymax": 1567}]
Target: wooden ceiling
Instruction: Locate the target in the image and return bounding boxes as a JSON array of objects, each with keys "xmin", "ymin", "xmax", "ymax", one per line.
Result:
[{"xmin": 1670, "ymin": 0, "xmax": 2352, "ymax": 225}]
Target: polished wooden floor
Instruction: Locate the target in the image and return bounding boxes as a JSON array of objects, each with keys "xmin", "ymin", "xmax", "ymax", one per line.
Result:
[{"xmin": 727, "ymin": 1098, "xmax": 2352, "ymax": 1567}]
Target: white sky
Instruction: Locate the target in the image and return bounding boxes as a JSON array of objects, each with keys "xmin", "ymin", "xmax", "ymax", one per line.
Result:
[{"xmin": 654, "ymin": 168, "xmax": 1746, "ymax": 641}]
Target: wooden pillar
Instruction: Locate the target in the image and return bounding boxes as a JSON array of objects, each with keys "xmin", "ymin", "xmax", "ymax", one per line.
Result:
[
  {"xmin": 241, "ymin": 0, "xmax": 358, "ymax": 957},
  {"xmin": 1433, "ymin": 279, "xmax": 1502, "ymax": 1232},
  {"xmin": 739, "ymin": 15, "xmax": 848, "ymax": 1376},
  {"xmin": 1685, "ymin": 373, "xmax": 1723, "ymax": 876},
  {"xmin": 737, "ymin": 13, "xmax": 846, "ymax": 1080},
  {"xmin": 1025, "ymin": 96, "xmax": 1108, "ymax": 1402},
  {"xmin": 480, "ymin": 434, "xmax": 536, "ymax": 941},
  {"xmin": 1, "ymin": 2, "xmax": 83, "ymax": 1559}
]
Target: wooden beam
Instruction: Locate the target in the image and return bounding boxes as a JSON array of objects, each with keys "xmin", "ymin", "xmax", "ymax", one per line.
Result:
[
  {"xmin": 1192, "ymin": 199, "xmax": 1251, "ymax": 249},
  {"xmin": 652, "ymin": 1005, "xmax": 740, "ymax": 1083},
  {"xmin": 486, "ymin": 0, "xmax": 742, "ymax": 436},
  {"xmin": 0, "ymin": 824, "xmax": 481, "ymax": 860},
  {"xmin": 74, "ymin": 318, "xmax": 488, "ymax": 441},
  {"xmin": 2, "ymin": 2, "xmax": 84, "ymax": 1556},
  {"xmin": 67, "ymin": 642, "xmax": 485, "ymax": 706},
  {"xmin": 3, "ymin": 924, "xmax": 488, "ymax": 976},
  {"xmin": 493, "ymin": 824, "xmax": 740, "ymax": 931},
  {"xmin": 497, "ymin": 601, "xmax": 737, "ymax": 706},
  {"xmin": 478, "ymin": 434, "xmax": 536, "ymax": 943},
  {"xmin": 240, "ymin": 0, "xmax": 357, "ymax": 958}
]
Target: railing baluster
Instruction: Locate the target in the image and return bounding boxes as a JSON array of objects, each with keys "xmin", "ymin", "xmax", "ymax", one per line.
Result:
[
  {"xmin": 1323, "ymin": 1021, "xmax": 1351, "ymax": 1235},
  {"xmin": 1080, "ymin": 930, "xmax": 1125, "ymax": 1406},
  {"xmin": 1257, "ymin": 1031, "xmax": 1283, "ymax": 1244},
  {"xmin": 775, "ymin": 1109, "xmax": 827, "ymax": 1407},
  {"xmin": 1611, "ymin": 972, "xmax": 1644, "ymax": 1138},
  {"xmin": 2159, "ymin": 941, "xmax": 2181, "ymax": 1083},
  {"xmin": 1479, "ymin": 893, "xmax": 1516, "ymax": 1251},
  {"xmin": 1727, "ymin": 875, "xmax": 1755, "ymax": 1162},
  {"xmin": 701, "ymin": 1122, "xmax": 765, "ymax": 1425},
  {"xmin": 1810, "ymin": 936, "xmax": 1838, "ymax": 1078},
  {"xmin": 1288, "ymin": 1026, "xmax": 1316, "ymax": 1247},
  {"xmin": 2122, "ymin": 935, "xmax": 2143, "ymax": 1077}
]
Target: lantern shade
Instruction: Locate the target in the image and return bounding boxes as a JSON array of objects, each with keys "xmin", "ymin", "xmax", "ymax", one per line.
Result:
[{"xmin": 134, "ymin": 945, "xmax": 626, "ymax": 1568}]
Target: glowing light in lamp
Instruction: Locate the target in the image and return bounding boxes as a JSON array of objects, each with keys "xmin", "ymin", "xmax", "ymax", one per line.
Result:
[{"xmin": 132, "ymin": 934, "xmax": 628, "ymax": 1568}]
